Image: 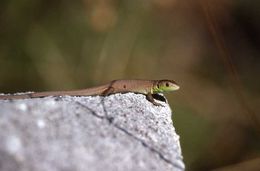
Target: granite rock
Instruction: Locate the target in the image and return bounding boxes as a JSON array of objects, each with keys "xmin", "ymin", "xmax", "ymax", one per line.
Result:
[{"xmin": 0, "ymin": 93, "xmax": 185, "ymax": 171}]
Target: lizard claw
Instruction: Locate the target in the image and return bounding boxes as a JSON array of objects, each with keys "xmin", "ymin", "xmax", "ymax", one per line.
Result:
[{"xmin": 152, "ymin": 101, "xmax": 164, "ymax": 107}]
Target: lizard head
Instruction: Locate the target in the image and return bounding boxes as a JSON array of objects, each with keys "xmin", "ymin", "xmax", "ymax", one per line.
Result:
[{"xmin": 153, "ymin": 80, "xmax": 180, "ymax": 93}]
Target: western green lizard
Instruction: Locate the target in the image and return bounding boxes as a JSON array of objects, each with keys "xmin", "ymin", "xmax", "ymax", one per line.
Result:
[{"xmin": 0, "ymin": 79, "xmax": 179, "ymax": 106}]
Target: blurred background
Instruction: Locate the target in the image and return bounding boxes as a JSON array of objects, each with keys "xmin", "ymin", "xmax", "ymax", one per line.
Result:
[{"xmin": 0, "ymin": 0, "xmax": 259, "ymax": 170}]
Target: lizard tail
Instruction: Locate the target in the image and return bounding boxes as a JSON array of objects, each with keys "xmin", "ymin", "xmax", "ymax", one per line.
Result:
[
  {"xmin": 31, "ymin": 84, "xmax": 110, "ymax": 98},
  {"xmin": 0, "ymin": 84, "xmax": 111, "ymax": 100}
]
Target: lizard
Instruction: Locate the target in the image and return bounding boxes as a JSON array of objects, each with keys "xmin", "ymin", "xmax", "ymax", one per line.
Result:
[{"xmin": 0, "ymin": 79, "xmax": 180, "ymax": 106}]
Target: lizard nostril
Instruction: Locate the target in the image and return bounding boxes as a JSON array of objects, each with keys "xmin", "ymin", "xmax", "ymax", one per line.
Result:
[{"xmin": 123, "ymin": 85, "xmax": 126, "ymax": 89}]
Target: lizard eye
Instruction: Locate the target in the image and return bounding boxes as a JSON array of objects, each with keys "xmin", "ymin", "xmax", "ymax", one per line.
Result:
[{"xmin": 166, "ymin": 83, "xmax": 169, "ymax": 87}]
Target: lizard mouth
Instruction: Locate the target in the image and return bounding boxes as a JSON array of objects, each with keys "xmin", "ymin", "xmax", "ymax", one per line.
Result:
[{"xmin": 172, "ymin": 84, "xmax": 180, "ymax": 90}]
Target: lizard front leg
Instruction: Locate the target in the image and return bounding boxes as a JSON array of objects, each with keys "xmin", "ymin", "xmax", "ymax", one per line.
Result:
[{"xmin": 146, "ymin": 92, "xmax": 163, "ymax": 106}]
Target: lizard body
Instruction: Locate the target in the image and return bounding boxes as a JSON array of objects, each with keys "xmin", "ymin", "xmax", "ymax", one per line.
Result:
[{"xmin": 0, "ymin": 79, "xmax": 179, "ymax": 106}]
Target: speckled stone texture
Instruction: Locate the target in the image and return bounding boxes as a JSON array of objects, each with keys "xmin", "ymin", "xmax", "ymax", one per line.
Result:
[{"xmin": 0, "ymin": 93, "xmax": 185, "ymax": 171}]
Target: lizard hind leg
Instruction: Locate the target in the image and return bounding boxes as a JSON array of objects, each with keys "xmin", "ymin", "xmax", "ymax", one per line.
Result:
[
  {"xmin": 101, "ymin": 87, "xmax": 115, "ymax": 96},
  {"xmin": 101, "ymin": 80, "xmax": 117, "ymax": 96}
]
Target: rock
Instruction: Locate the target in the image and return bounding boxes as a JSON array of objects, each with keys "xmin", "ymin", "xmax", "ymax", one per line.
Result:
[{"xmin": 0, "ymin": 93, "xmax": 185, "ymax": 171}]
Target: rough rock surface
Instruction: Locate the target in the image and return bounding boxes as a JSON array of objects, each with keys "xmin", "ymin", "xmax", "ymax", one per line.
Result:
[{"xmin": 0, "ymin": 93, "xmax": 185, "ymax": 171}]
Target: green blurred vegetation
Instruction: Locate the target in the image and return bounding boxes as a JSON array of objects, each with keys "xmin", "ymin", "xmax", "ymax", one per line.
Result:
[{"xmin": 1, "ymin": 0, "xmax": 260, "ymax": 170}]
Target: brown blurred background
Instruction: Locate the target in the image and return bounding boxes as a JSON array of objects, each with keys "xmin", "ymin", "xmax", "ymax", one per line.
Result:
[{"xmin": 0, "ymin": 0, "xmax": 260, "ymax": 170}]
